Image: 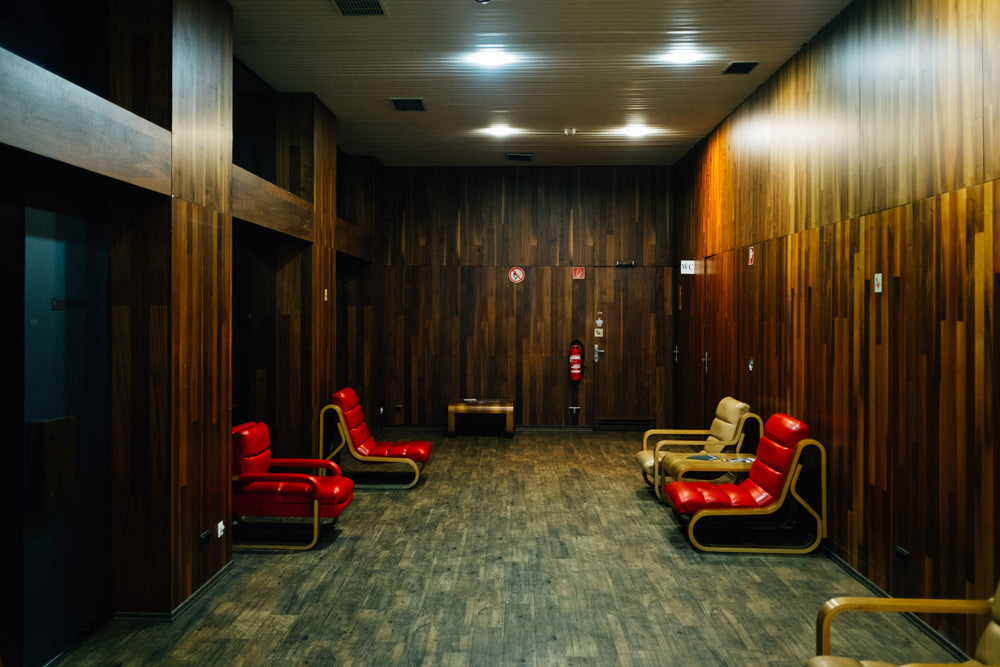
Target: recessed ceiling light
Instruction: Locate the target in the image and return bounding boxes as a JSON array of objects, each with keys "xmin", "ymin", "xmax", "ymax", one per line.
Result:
[
  {"xmin": 482, "ymin": 124, "xmax": 520, "ymax": 137},
  {"xmin": 658, "ymin": 48, "xmax": 702, "ymax": 64},
  {"xmin": 464, "ymin": 48, "xmax": 519, "ymax": 68},
  {"xmin": 622, "ymin": 124, "xmax": 655, "ymax": 138}
]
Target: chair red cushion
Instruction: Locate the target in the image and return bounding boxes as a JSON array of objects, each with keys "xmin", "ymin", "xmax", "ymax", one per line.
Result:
[
  {"xmin": 234, "ymin": 475, "xmax": 354, "ymax": 519},
  {"xmin": 232, "ymin": 422, "xmax": 354, "ymax": 519},
  {"xmin": 664, "ymin": 413, "xmax": 809, "ymax": 515},
  {"xmin": 364, "ymin": 440, "xmax": 432, "ymax": 461},
  {"xmin": 331, "ymin": 387, "xmax": 433, "ymax": 462}
]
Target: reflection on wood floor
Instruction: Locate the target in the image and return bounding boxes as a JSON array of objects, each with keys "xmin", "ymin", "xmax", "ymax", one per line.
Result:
[{"xmin": 57, "ymin": 429, "xmax": 959, "ymax": 666}]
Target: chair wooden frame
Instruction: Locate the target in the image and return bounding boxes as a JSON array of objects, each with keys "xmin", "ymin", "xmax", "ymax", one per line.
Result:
[
  {"xmin": 233, "ymin": 495, "xmax": 325, "ymax": 551},
  {"xmin": 671, "ymin": 437, "xmax": 827, "ymax": 554},
  {"xmin": 650, "ymin": 411, "xmax": 763, "ymax": 500},
  {"xmin": 232, "ymin": 422, "xmax": 351, "ymax": 551},
  {"xmin": 815, "ymin": 593, "xmax": 994, "ymax": 659},
  {"xmin": 318, "ymin": 403, "xmax": 422, "ymax": 489}
]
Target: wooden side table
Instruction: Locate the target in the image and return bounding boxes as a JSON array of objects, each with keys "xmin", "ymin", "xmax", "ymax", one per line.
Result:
[
  {"xmin": 665, "ymin": 454, "xmax": 755, "ymax": 482},
  {"xmin": 447, "ymin": 399, "xmax": 514, "ymax": 437}
]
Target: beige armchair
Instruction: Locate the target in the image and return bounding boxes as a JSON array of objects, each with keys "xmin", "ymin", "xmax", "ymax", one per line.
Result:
[
  {"xmin": 806, "ymin": 579, "xmax": 1000, "ymax": 666},
  {"xmin": 634, "ymin": 397, "xmax": 758, "ymax": 499}
]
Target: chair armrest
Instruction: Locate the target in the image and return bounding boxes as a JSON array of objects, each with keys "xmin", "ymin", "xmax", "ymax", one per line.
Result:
[
  {"xmin": 271, "ymin": 457, "xmax": 344, "ymax": 476},
  {"xmin": 236, "ymin": 472, "xmax": 324, "ymax": 498},
  {"xmin": 642, "ymin": 428, "xmax": 711, "ymax": 450},
  {"xmin": 653, "ymin": 436, "xmax": 735, "ymax": 456},
  {"xmin": 816, "ymin": 595, "xmax": 993, "ymax": 656}
]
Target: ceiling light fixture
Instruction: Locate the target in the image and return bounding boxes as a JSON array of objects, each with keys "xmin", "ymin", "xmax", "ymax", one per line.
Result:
[
  {"xmin": 623, "ymin": 124, "xmax": 655, "ymax": 138},
  {"xmin": 483, "ymin": 124, "xmax": 520, "ymax": 137},
  {"xmin": 658, "ymin": 48, "xmax": 702, "ymax": 64},
  {"xmin": 464, "ymin": 48, "xmax": 519, "ymax": 68}
]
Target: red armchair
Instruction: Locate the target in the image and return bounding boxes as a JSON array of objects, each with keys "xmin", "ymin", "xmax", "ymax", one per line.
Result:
[
  {"xmin": 232, "ymin": 421, "xmax": 354, "ymax": 550},
  {"xmin": 318, "ymin": 387, "xmax": 432, "ymax": 488},
  {"xmin": 663, "ymin": 413, "xmax": 827, "ymax": 554}
]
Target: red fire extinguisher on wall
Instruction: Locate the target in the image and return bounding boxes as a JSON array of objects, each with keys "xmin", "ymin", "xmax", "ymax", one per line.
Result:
[{"xmin": 569, "ymin": 339, "xmax": 583, "ymax": 381}]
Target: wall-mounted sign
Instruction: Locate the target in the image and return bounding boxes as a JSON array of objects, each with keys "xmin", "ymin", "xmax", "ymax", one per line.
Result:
[
  {"xmin": 572, "ymin": 267, "xmax": 586, "ymax": 280},
  {"xmin": 748, "ymin": 246, "xmax": 755, "ymax": 265},
  {"xmin": 680, "ymin": 260, "xmax": 695, "ymax": 274},
  {"xmin": 508, "ymin": 266, "xmax": 525, "ymax": 283}
]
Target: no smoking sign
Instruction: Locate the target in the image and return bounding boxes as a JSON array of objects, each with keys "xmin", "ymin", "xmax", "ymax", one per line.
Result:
[{"xmin": 508, "ymin": 266, "xmax": 525, "ymax": 283}]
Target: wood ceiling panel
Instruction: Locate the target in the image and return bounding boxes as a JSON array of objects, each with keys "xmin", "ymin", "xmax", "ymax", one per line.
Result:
[{"xmin": 231, "ymin": 0, "xmax": 853, "ymax": 166}]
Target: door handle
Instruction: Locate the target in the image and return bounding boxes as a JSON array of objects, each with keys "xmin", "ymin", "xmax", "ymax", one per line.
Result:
[
  {"xmin": 702, "ymin": 352, "xmax": 709, "ymax": 374},
  {"xmin": 594, "ymin": 344, "xmax": 605, "ymax": 363}
]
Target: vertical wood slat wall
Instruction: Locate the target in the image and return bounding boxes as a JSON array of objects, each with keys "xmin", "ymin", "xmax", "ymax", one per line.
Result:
[
  {"xmin": 373, "ymin": 165, "xmax": 672, "ymax": 428},
  {"xmin": 112, "ymin": 0, "xmax": 235, "ymax": 613},
  {"xmin": 670, "ymin": 0, "xmax": 999, "ymax": 651},
  {"xmin": 4, "ymin": 0, "xmax": 340, "ymax": 625}
]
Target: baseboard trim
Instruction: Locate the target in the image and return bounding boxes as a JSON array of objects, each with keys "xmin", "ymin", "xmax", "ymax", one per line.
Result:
[
  {"xmin": 113, "ymin": 560, "xmax": 233, "ymax": 623},
  {"xmin": 821, "ymin": 545, "xmax": 970, "ymax": 662}
]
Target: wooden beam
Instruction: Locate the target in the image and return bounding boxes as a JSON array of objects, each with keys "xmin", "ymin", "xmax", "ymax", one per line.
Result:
[
  {"xmin": 0, "ymin": 47, "xmax": 171, "ymax": 195},
  {"xmin": 231, "ymin": 165, "xmax": 314, "ymax": 242}
]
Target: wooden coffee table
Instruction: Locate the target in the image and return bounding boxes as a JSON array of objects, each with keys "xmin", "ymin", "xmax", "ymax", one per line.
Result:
[
  {"xmin": 447, "ymin": 399, "xmax": 514, "ymax": 437},
  {"xmin": 666, "ymin": 454, "xmax": 755, "ymax": 481}
]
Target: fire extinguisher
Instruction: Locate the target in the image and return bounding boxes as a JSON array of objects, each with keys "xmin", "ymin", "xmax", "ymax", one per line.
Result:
[{"xmin": 569, "ymin": 339, "xmax": 583, "ymax": 381}]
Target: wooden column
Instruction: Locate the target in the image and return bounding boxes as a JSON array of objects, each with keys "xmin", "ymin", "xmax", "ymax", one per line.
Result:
[{"xmin": 108, "ymin": 0, "xmax": 233, "ymax": 614}]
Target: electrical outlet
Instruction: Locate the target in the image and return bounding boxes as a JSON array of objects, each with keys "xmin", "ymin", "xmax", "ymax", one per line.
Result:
[{"xmin": 217, "ymin": 521, "xmax": 225, "ymax": 538}]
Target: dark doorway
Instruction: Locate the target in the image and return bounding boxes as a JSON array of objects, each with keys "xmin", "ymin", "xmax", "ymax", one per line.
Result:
[
  {"xmin": 23, "ymin": 207, "xmax": 111, "ymax": 667},
  {"xmin": 232, "ymin": 220, "xmax": 312, "ymax": 458}
]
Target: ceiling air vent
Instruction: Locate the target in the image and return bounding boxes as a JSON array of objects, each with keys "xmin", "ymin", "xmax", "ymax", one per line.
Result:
[
  {"xmin": 723, "ymin": 61, "xmax": 758, "ymax": 74},
  {"xmin": 505, "ymin": 153, "xmax": 533, "ymax": 162},
  {"xmin": 390, "ymin": 98, "xmax": 426, "ymax": 111},
  {"xmin": 333, "ymin": 0, "xmax": 385, "ymax": 16}
]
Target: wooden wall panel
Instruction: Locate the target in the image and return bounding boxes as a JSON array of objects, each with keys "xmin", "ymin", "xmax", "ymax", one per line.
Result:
[
  {"xmin": 460, "ymin": 167, "xmax": 508, "ymax": 266},
  {"xmin": 271, "ymin": 244, "xmax": 311, "ymax": 458},
  {"xmin": 374, "ymin": 166, "xmax": 671, "ymax": 427},
  {"xmin": 311, "ymin": 100, "xmax": 338, "ymax": 444},
  {"xmin": 312, "ymin": 245, "xmax": 337, "ymax": 433},
  {"xmin": 169, "ymin": 199, "xmax": 232, "ymax": 608},
  {"xmin": 108, "ymin": 195, "xmax": 173, "ymax": 613},
  {"xmin": 335, "ymin": 253, "xmax": 373, "ymax": 424},
  {"xmin": 274, "ymin": 94, "xmax": 315, "ymax": 203},
  {"xmin": 858, "ymin": 0, "xmax": 982, "ymax": 215},
  {"xmin": 171, "ymin": 0, "xmax": 232, "ymax": 212},
  {"xmin": 516, "ymin": 266, "xmax": 588, "ymax": 425},
  {"xmin": 109, "ymin": 0, "xmax": 172, "ymax": 129},
  {"xmin": 405, "ymin": 265, "xmax": 463, "ymax": 424},
  {"xmin": 670, "ymin": 0, "xmax": 999, "ymax": 652},
  {"xmin": 314, "ymin": 102, "xmax": 337, "ymax": 248},
  {"xmin": 461, "ymin": 265, "xmax": 518, "ymax": 408},
  {"xmin": 376, "ymin": 266, "xmax": 410, "ymax": 426},
  {"xmin": 703, "ymin": 250, "xmax": 740, "ymax": 408},
  {"xmin": 985, "ymin": 0, "xmax": 1000, "ymax": 182}
]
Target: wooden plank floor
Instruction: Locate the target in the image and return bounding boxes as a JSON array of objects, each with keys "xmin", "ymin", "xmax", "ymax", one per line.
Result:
[{"xmin": 56, "ymin": 429, "xmax": 958, "ymax": 666}]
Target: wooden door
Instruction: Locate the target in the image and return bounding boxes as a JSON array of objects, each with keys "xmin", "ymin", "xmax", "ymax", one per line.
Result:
[
  {"xmin": 703, "ymin": 251, "xmax": 742, "ymax": 408},
  {"xmin": 674, "ymin": 259, "xmax": 705, "ymax": 428},
  {"xmin": 591, "ymin": 266, "xmax": 672, "ymax": 427}
]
